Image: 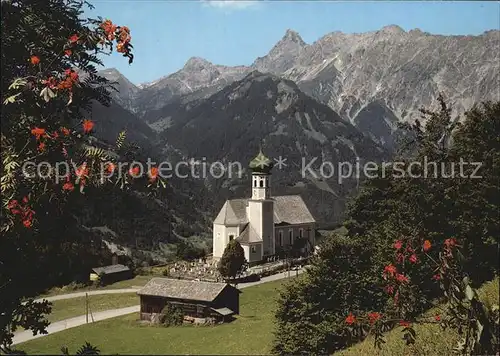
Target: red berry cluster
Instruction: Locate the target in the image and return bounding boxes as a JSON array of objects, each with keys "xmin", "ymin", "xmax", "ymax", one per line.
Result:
[{"xmin": 7, "ymin": 197, "xmax": 35, "ymax": 228}]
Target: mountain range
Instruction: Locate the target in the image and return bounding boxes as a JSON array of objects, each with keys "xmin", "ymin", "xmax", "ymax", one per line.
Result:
[
  {"xmin": 102, "ymin": 25, "xmax": 499, "ymax": 145},
  {"xmin": 87, "ymin": 25, "xmax": 499, "ymax": 260}
]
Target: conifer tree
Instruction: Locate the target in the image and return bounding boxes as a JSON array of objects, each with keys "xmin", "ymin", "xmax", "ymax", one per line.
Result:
[{"xmin": 217, "ymin": 240, "xmax": 247, "ymax": 280}]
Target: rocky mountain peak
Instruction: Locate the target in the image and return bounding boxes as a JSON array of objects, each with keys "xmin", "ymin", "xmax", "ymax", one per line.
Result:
[
  {"xmin": 98, "ymin": 68, "xmax": 139, "ymax": 111},
  {"xmin": 379, "ymin": 24, "xmax": 405, "ymax": 35},
  {"xmin": 183, "ymin": 56, "xmax": 215, "ymax": 71},
  {"xmin": 282, "ymin": 29, "xmax": 306, "ymax": 46},
  {"xmin": 252, "ymin": 29, "xmax": 307, "ymax": 74},
  {"xmin": 99, "ymin": 68, "xmax": 131, "ymax": 83}
]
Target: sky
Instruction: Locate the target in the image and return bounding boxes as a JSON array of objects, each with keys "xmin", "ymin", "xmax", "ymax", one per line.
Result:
[{"xmin": 86, "ymin": 1, "xmax": 500, "ymax": 85}]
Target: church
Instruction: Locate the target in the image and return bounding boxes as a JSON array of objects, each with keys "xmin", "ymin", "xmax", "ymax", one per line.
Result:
[{"xmin": 212, "ymin": 150, "xmax": 316, "ymax": 265}]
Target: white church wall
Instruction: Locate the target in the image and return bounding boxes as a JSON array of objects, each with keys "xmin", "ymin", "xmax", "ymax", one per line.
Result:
[
  {"xmin": 212, "ymin": 224, "xmax": 226, "ymax": 259},
  {"xmin": 247, "ymin": 200, "xmax": 274, "ymax": 256},
  {"xmin": 242, "ymin": 245, "xmax": 250, "ymax": 262},
  {"xmin": 213, "ymin": 224, "xmax": 244, "ymax": 259},
  {"xmin": 225, "ymin": 226, "xmax": 240, "ymax": 241}
]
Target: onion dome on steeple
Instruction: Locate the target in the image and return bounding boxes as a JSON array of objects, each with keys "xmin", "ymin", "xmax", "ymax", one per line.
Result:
[{"xmin": 249, "ymin": 148, "xmax": 274, "ymax": 174}]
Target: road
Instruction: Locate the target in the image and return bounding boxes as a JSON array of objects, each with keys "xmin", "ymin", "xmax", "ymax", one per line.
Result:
[
  {"xmin": 34, "ymin": 288, "xmax": 140, "ymax": 303},
  {"xmin": 12, "ymin": 306, "xmax": 140, "ymax": 345},
  {"xmin": 237, "ymin": 268, "xmax": 306, "ymax": 289},
  {"xmin": 13, "ymin": 267, "xmax": 307, "ymax": 345}
]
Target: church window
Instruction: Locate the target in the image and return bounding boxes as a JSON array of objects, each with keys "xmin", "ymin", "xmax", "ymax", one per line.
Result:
[
  {"xmin": 289, "ymin": 230, "xmax": 293, "ymax": 245},
  {"xmin": 299, "ymin": 228, "xmax": 303, "ymax": 238},
  {"xmin": 259, "ymin": 179, "xmax": 264, "ymax": 187},
  {"xmin": 229, "ymin": 235, "xmax": 234, "ymax": 241},
  {"xmin": 279, "ymin": 231, "xmax": 283, "ymax": 246}
]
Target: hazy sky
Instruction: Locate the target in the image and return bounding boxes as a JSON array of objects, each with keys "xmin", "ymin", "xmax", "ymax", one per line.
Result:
[{"xmin": 86, "ymin": 1, "xmax": 500, "ymax": 84}]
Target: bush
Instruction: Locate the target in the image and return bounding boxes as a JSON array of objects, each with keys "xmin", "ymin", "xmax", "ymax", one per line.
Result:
[
  {"xmin": 273, "ymin": 235, "xmax": 384, "ymax": 354},
  {"xmin": 159, "ymin": 304, "xmax": 183, "ymax": 327},
  {"xmin": 61, "ymin": 281, "xmax": 88, "ymax": 292}
]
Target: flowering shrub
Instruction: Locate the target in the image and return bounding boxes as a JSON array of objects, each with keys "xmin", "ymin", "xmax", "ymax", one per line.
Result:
[
  {"xmin": 0, "ymin": 0, "xmax": 165, "ymax": 351},
  {"xmin": 2, "ymin": 14, "xmax": 165, "ymax": 233},
  {"xmin": 344, "ymin": 237, "xmax": 499, "ymax": 355}
]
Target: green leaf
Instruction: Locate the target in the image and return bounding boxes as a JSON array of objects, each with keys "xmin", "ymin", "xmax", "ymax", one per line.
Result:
[
  {"xmin": 3, "ymin": 93, "xmax": 21, "ymax": 104},
  {"xmin": 465, "ymin": 285, "xmax": 474, "ymax": 301},
  {"xmin": 8, "ymin": 78, "xmax": 27, "ymax": 90}
]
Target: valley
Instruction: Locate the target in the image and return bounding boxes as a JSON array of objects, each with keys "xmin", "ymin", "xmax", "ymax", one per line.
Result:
[
  {"xmin": 3, "ymin": 2, "xmax": 499, "ymax": 355},
  {"xmin": 87, "ymin": 26, "xmax": 499, "ymax": 262}
]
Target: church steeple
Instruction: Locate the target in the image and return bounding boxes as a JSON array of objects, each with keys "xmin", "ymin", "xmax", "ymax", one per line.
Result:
[
  {"xmin": 249, "ymin": 148, "xmax": 273, "ymax": 200},
  {"xmin": 249, "ymin": 148, "xmax": 274, "ymax": 174}
]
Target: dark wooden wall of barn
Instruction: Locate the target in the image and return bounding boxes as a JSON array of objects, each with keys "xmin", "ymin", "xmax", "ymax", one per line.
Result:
[
  {"xmin": 140, "ymin": 288, "xmax": 240, "ymax": 318},
  {"xmin": 100, "ymin": 270, "xmax": 133, "ymax": 285},
  {"xmin": 212, "ymin": 286, "xmax": 240, "ymax": 314}
]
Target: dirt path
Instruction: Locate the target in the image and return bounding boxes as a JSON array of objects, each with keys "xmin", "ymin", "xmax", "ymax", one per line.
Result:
[{"xmin": 14, "ymin": 267, "xmax": 307, "ymax": 345}]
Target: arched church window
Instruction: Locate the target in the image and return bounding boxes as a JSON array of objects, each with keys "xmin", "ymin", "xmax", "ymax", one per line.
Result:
[{"xmin": 259, "ymin": 179, "xmax": 264, "ymax": 187}]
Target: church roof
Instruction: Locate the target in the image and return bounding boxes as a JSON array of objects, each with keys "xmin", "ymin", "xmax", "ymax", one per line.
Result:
[
  {"xmin": 236, "ymin": 223, "xmax": 262, "ymax": 244},
  {"xmin": 213, "ymin": 195, "xmax": 315, "ymax": 226},
  {"xmin": 213, "ymin": 199, "xmax": 249, "ymax": 225},
  {"xmin": 273, "ymin": 195, "xmax": 315, "ymax": 225}
]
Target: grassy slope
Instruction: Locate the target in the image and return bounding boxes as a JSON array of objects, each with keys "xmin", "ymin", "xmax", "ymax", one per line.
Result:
[
  {"xmin": 17, "ymin": 279, "xmax": 289, "ymax": 355},
  {"xmin": 47, "ymin": 293, "xmax": 140, "ymax": 323},
  {"xmin": 19, "ymin": 277, "xmax": 499, "ymax": 355},
  {"xmin": 40, "ymin": 275, "xmax": 152, "ymax": 298},
  {"xmin": 337, "ymin": 278, "xmax": 499, "ymax": 356}
]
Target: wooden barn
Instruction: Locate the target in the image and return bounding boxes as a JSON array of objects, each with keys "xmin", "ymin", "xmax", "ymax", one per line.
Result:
[
  {"xmin": 137, "ymin": 278, "xmax": 240, "ymax": 324},
  {"xmin": 90, "ymin": 264, "xmax": 133, "ymax": 285}
]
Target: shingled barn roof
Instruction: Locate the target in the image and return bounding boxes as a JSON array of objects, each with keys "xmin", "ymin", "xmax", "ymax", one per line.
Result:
[
  {"xmin": 213, "ymin": 195, "xmax": 315, "ymax": 226},
  {"xmin": 137, "ymin": 278, "xmax": 237, "ymax": 302},
  {"xmin": 91, "ymin": 264, "xmax": 130, "ymax": 275}
]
